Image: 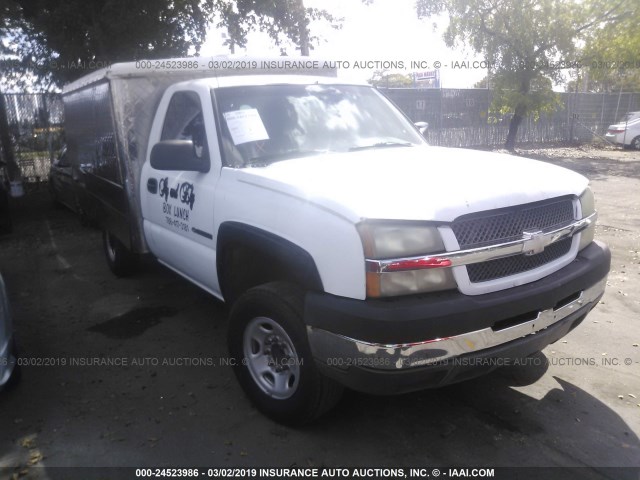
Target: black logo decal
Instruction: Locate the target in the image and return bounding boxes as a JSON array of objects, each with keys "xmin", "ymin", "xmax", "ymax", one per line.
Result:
[
  {"xmin": 179, "ymin": 182, "xmax": 195, "ymax": 210},
  {"xmin": 159, "ymin": 177, "xmax": 169, "ymax": 201},
  {"xmin": 158, "ymin": 178, "xmax": 195, "ymax": 211}
]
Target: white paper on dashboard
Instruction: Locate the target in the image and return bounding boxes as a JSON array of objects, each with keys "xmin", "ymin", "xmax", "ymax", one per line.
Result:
[{"xmin": 223, "ymin": 109, "xmax": 270, "ymax": 145}]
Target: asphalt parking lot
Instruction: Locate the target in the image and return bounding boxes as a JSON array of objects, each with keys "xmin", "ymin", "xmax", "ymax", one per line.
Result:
[{"xmin": 0, "ymin": 146, "xmax": 638, "ymax": 479}]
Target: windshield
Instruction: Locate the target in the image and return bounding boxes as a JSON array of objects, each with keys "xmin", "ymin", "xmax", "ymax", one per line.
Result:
[{"xmin": 213, "ymin": 84, "xmax": 426, "ymax": 167}]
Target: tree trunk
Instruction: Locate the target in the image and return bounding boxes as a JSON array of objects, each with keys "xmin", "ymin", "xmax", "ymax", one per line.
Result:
[
  {"xmin": 0, "ymin": 93, "xmax": 21, "ymax": 182},
  {"xmin": 504, "ymin": 105, "xmax": 525, "ymax": 151},
  {"xmin": 296, "ymin": 0, "xmax": 310, "ymax": 56},
  {"xmin": 299, "ymin": 27, "xmax": 310, "ymax": 56},
  {"xmin": 504, "ymin": 76, "xmax": 532, "ymax": 151}
]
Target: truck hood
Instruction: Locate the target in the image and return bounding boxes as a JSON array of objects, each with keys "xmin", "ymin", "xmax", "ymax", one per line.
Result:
[{"xmin": 235, "ymin": 146, "xmax": 588, "ymax": 222}]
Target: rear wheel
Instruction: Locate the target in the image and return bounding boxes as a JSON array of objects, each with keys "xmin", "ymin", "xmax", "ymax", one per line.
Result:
[
  {"xmin": 102, "ymin": 230, "xmax": 138, "ymax": 277},
  {"xmin": 630, "ymin": 136, "xmax": 640, "ymax": 150},
  {"xmin": 228, "ymin": 282, "xmax": 343, "ymax": 425}
]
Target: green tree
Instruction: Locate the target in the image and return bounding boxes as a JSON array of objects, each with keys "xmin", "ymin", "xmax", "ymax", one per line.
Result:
[
  {"xmin": 490, "ymin": 72, "xmax": 561, "ymax": 121},
  {"xmin": 368, "ymin": 71, "xmax": 414, "ymax": 88},
  {"xmin": 580, "ymin": 1, "xmax": 640, "ymax": 92},
  {"xmin": 1, "ymin": 0, "xmax": 214, "ymax": 87},
  {"xmin": 0, "ymin": 0, "xmax": 339, "ymax": 180},
  {"xmin": 415, "ymin": 0, "xmax": 629, "ymax": 149},
  {"xmin": 0, "ymin": 0, "xmax": 339, "ymax": 87},
  {"xmin": 219, "ymin": 0, "xmax": 340, "ymax": 56},
  {"xmin": 473, "ymin": 76, "xmax": 489, "ymax": 89}
]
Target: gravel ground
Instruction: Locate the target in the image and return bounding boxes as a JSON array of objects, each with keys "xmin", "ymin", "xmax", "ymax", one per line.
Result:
[{"xmin": 0, "ymin": 144, "xmax": 638, "ymax": 480}]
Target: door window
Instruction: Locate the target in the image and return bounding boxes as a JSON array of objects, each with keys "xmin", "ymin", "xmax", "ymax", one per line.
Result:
[{"xmin": 161, "ymin": 91, "xmax": 209, "ymax": 161}]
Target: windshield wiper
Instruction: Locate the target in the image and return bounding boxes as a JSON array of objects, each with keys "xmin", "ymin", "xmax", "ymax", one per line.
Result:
[{"xmin": 348, "ymin": 141, "xmax": 414, "ymax": 152}]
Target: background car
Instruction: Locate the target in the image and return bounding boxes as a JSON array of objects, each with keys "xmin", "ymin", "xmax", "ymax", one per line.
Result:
[
  {"xmin": 605, "ymin": 111, "xmax": 640, "ymax": 149},
  {"xmin": 0, "ymin": 273, "xmax": 19, "ymax": 391},
  {"xmin": 49, "ymin": 146, "xmax": 79, "ymax": 212}
]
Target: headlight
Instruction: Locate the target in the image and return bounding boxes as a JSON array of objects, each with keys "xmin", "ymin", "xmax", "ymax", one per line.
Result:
[
  {"xmin": 357, "ymin": 222, "xmax": 445, "ymax": 259},
  {"xmin": 358, "ymin": 222, "xmax": 457, "ymax": 297},
  {"xmin": 578, "ymin": 187, "xmax": 596, "ymax": 251}
]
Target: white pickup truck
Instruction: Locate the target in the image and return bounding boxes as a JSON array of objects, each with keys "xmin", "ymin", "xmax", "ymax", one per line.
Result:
[{"xmin": 62, "ymin": 57, "xmax": 610, "ymax": 424}]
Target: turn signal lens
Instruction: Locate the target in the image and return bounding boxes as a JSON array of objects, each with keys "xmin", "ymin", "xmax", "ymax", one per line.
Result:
[{"xmin": 386, "ymin": 257, "xmax": 452, "ymax": 271}]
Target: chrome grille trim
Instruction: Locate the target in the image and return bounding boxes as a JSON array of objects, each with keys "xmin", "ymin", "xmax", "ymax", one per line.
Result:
[
  {"xmin": 452, "ymin": 198, "xmax": 575, "ymax": 249},
  {"xmin": 467, "ymin": 237, "xmax": 573, "ymax": 283},
  {"xmin": 365, "ymin": 212, "xmax": 595, "ymax": 274}
]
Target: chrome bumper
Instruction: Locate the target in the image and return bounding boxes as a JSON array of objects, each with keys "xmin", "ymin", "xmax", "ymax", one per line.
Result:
[{"xmin": 308, "ymin": 276, "xmax": 606, "ymax": 371}]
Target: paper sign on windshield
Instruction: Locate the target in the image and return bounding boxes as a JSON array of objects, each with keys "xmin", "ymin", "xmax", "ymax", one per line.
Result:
[{"xmin": 223, "ymin": 109, "xmax": 269, "ymax": 145}]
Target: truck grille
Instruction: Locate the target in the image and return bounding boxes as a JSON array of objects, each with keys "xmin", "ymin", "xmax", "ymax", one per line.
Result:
[
  {"xmin": 466, "ymin": 237, "xmax": 573, "ymax": 282},
  {"xmin": 452, "ymin": 197, "xmax": 575, "ymax": 249},
  {"xmin": 452, "ymin": 197, "xmax": 576, "ymax": 283}
]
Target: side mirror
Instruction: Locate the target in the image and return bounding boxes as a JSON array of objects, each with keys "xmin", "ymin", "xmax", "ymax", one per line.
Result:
[
  {"xmin": 414, "ymin": 121, "xmax": 429, "ymax": 135},
  {"xmin": 150, "ymin": 140, "xmax": 210, "ymax": 173}
]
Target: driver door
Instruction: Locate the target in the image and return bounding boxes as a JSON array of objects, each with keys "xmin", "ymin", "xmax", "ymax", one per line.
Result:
[{"xmin": 142, "ymin": 89, "xmax": 220, "ymax": 293}]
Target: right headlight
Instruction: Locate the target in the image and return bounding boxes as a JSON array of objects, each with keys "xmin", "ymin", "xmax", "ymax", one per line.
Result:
[
  {"xmin": 578, "ymin": 187, "xmax": 596, "ymax": 251},
  {"xmin": 357, "ymin": 221, "xmax": 457, "ymax": 297}
]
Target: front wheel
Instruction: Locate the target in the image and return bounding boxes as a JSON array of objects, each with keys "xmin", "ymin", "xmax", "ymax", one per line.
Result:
[
  {"xmin": 630, "ymin": 136, "xmax": 640, "ymax": 151},
  {"xmin": 228, "ymin": 282, "xmax": 343, "ymax": 425},
  {"xmin": 102, "ymin": 230, "xmax": 138, "ymax": 277}
]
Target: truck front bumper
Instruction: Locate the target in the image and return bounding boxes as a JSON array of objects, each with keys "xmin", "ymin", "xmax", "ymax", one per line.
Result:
[{"xmin": 304, "ymin": 241, "xmax": 610, "ymax": 395}]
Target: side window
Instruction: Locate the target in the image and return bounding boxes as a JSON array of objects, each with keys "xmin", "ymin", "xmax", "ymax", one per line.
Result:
[
  {"xmin": 92, "ymin": 83, "xmax": 122, "ymax": 184},
  {"xmin": 96, "ymin": 134, "xmax": 118, "ymax": 180},
  {"xmin": 161, "ymin": 91, "xmax": 209, "ymax": 161}
]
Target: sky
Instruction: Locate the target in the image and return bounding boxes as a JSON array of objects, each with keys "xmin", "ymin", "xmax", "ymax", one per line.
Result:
[{"xmin": 199, "ymin": 0, "xmax": 487, "ymax": 89}]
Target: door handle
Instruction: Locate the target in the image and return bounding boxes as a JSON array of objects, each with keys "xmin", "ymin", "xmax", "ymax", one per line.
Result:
[{"xmin": 147, "ymin": 178, "xmax": 158, "ymax": 194}]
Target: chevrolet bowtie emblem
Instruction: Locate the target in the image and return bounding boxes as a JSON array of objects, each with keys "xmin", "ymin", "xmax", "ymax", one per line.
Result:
[{"xmin": 522, "ymin": 230, "xmax": 545, "ymax": 256}]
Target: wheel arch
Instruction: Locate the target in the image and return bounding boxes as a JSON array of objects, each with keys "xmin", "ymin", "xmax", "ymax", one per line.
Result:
[{"xmin": 216, "ymin": 222, "xmax": 324, "ymax": 303}]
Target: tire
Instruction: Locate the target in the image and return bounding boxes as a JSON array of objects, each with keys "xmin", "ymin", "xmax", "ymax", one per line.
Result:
[
  {"xmin": 630, "ymin": 136, "xmax": 640, "ymax": 151},
  {"xmin": 228, "ymin": 282, "xmax": 343, "ymax": 425},
  {"xmin": 102, "ymin": 230, "xmax": 138, "ymax": 277}
]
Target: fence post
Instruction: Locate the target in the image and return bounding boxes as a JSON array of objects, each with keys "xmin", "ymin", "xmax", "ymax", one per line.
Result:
[
  {"xmin": 43, "ymin": 95, "xmax": 55, "ymax": 167},
  {"xmin": 569, "ymin": 92, "xmax": 575, "ymax": 143},
  {"xmin": 614, "ymin": 86, "xmax": 622, "ymax": 124},
  {"xmin": 599, "ymin": 93, "xmax": 605, "ymax": 135}
]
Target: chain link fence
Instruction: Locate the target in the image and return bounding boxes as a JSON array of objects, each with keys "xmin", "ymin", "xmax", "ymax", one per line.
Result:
[
  {"xmin": 382, "ymin": 88, "xmax": 640, "ymax": 147},
  {"xmin": 0, "ymin": 93, "xmax": 64, "ymax": 183},
  {"xmin": 1, "ymin": 89, "xmax": 639, "ymax": 184}
]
